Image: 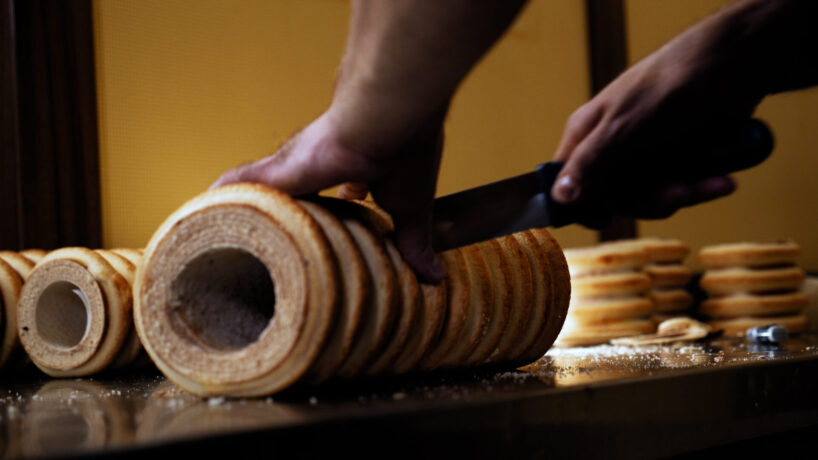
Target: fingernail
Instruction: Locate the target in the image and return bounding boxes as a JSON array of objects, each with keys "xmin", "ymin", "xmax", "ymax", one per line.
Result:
[{"xmin": 554, "ymin": 175, "xmax": 581, "ymax": 203}]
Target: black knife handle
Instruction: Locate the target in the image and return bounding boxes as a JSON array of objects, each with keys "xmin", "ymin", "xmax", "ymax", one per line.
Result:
[
  {"xmin": 536, "ymin": 119, "xmax": 773, "ymax": 228},
  {"xmin": 535, "ymin": 161, "xmax": 611, "ymax": 229}
]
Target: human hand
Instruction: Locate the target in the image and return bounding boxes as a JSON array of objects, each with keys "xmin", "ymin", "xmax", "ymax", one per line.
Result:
[
  {"xmin": 211, "ymin": 109, "xmax": 447, "ymax": 282},
  {"xmin": 212, "ymin": 0, "xmax": 534, "ymax": 282},
  {"xmin": 551, "ymin": 1, "xmax": 775, "ymax": 220}
]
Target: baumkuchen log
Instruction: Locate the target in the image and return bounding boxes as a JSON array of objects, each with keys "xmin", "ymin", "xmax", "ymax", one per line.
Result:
[
  {"xmin": 0, "ymin": 249, "xmax": 49, "ymax": 368},
  {"xmin": 134, "ymin": 184, "xmax": 570, "ymax": 397},
  {"xmin": 0, "ymin": 257, "xmax": 23, "ymax": 368},
  {"xmin": 17, "ymin": 247, "xmax": 142, "ymax": 376}
]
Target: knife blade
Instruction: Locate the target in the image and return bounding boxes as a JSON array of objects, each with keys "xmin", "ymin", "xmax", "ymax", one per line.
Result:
[{"xmin": 431, "ymin": 162, "xmax": 606, "ymax": 251}]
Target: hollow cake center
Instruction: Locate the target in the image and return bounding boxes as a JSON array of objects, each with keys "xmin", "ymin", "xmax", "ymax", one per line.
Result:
[
  {"xmin": 36, "ymin": 281, "xmax": 90, "ymax": 348},
  {"xmin": 170, "ymin": 248, "xmax": 276, "ymax": 350}
]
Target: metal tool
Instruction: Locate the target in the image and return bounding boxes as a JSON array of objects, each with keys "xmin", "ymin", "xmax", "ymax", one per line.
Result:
[
  {"xmin": 431, "ymin": 162, "xmax": 609, "ymax": 251},
  {"xmin": 430, "ymin": 119, "xmax": 773, "ymax": 251},
  {"xmin": 746, "ymin": 324, "xmax": 789, "ymax": 345}
]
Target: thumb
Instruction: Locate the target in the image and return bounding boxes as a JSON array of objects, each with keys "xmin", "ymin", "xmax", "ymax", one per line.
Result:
[
  {"xmin": 551, "ymin": 122, "xmax": 607, "ymax": 204},
  {"xmin": 209, "ymin": 136, "xmax": 316, "ymax": 194}
]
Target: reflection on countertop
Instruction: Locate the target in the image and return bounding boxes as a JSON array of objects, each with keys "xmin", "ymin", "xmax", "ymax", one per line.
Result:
[{"xmin": 1, "ymin": 334, "xmax": 817, "ymax": 458}]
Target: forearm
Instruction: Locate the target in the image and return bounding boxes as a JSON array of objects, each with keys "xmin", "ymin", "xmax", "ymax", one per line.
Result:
[
  {"xmin": 330, "ymin": 0, "xmax": 528, "ymax": 155},
  {"xmin": 674, "ymin": 0, "xmax": 818, "ymax": 98}
]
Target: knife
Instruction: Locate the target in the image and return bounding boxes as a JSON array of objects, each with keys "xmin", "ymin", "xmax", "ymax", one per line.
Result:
[
  {"xmin": 431, "ymin": 161, "xmax": 607, "ymax": 251},
  {"xmin": 430, "ymin": 118, "xmax": 774, "ymax": 251}
]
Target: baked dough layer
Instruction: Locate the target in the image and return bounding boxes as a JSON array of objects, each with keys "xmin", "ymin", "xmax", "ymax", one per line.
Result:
[
  {"xmin": 700, "ymin": 266, "xmax": 806, "ymax": 295},
  {"xmin": 567, "ymin": 296, "xmax": 654, "ymax": 325},
  {"xmin": 0, "ymin": 258, "xmax": 22, "ymax": 368},
  {"xmin": 700, "ymin": 292, "xmax": 808, "ymax": 318},
  {"xmin": 630, "ymin": 237, "xmax": 689, "ymax": 263},
  {"xmin": 564, "ymin": 241, "xmax": 649, "ymax": 276},
  {"xmin": 571, "ymin": 271, "xmax": 651, "ymax": 298},
  {"xmin": 697, "ymin": 240, "xmax": 801, "ymax": 269}
]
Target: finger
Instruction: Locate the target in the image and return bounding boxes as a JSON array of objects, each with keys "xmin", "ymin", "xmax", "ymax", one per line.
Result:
[
  {"xmin": 210, "ymin": 143, "xmax": 297, "ymax": 190},
  {"xmin": 553, "ymin": 104, "xmax": 604, "ymax": 162},
  {"xmin": 551, "ymin": 118, "xmax": 610, "ymax": 204},
  {"xmin": 337, "ymin": 182, "xmax": 370, "ymax": 200},
  {"xmin": 210, "ymin": 152, "xmax": 315, "ymax": 194},
  {"xmin": 209, "ymin": 159, "xmax": 262, "ymax": 190},
  {"xmin": 210, "ymin": 121, "xmax": 374, "ymax": 196},
  {"xmin": 623, "ymin": 175, "xmax": 736, "ymax": 219}
]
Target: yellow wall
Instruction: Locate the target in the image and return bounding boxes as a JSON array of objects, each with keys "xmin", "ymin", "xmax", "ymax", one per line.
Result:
[
  {"xmin": 93, "ymin": 0, "xmax": 596, "ymax": 250},
  {"xmin": 626, "ymin": 0, "xmax": 818, "ymax": 270}
]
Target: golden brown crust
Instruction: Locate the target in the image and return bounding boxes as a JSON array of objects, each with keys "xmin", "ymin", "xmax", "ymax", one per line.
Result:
[
  {"xmin": 0, "ymin": 251, "xmax": 36, "ymax": 279},
  {"xmin": 418, "ymin": 249, "xmax": 469, "ymax": 371},
  {"xmin": 564, "ymin": 240, "xmax": 649, "ymax": 275},
  {"xmin": 348, "ymin": 199, "xmax": 395, "ymax": 234},
  {"xmin": 96, "ymin": 250, "xmax": 136, "ymax": 285},
  {"xmin": 571, "ymin": 271, "xmax": 652, "ymax": 298},
  {"xmin": 700, "ymin": 292, "xmax": 808, "ymax": 318},
  {"xmin": 19, "ymin": 249, "xmax": 47, "ymax": 264},
  {"xmin": 96, "ymin": 250, "xmax": 143, "ymax": 369},
  {"xmin": 463, "ymin": 239, "xmax": 512, "ymax": 365},
  {"xmin": 366, "ymin": 239, "xmax": 421, "ymax": 375},
  {"xmin": 566, "ymin": 296, "xmax": 654, "ymax": 325},
  {"xmin": 506, "ymin": 230, "xmax": 552, "ymax": 361},
  {"xmin": 390, "ymin": 280, "xmax": 446, "ymax": 374},
  {"xmin": 0, "ymin": 258, "xmax": 22, "ymax": 368},
  {"xmin": 488, "ymin": 234, "xmax": 533, "ymax": 363},
  {"xmin": 700, "ymin": 266, "xmax": 806, "ymax": 295},
  {"xmin": 629, "ymin": 237, "xmax": 689, "ymax": 263},
  {"xmin": 708, "ymin": 313, "xmax": 807, "ymax": 336},
  {"xmin": 697, "ymin": 240, "xmax": 801, "ymax": 269},
  {"xmin": 298, "ymin": 200, "xmax": 369, "ymax": 383},
  {"xmin": 519, "ymin": 228, "xmax": 571, "ymax": 363},
  {"xmin": 440, "ymin": 245, "xmax": 493, "ymax": 368},
  {"xmin": 110, "ymin": 248, "xmax": 143, "ymax": 267},
  {"xmin": 332, "ymin": 214, "xmax": 397, "ymax": 378}
]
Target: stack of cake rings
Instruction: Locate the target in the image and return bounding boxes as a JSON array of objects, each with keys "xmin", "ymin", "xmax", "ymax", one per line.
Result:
[
  {"xmin": 555, "ymin": 240, "xmax": 655, "ymax": 347},
  {"xmin": 0, "ymin": 250, "xmax": 45, "ymax": 368},
  {"xmin": 698, "ymin": 241, "xmax": 808, "ymax": 336},
  {"xmin": 133, "ymin": 184, "xmax": 571, "ymax": 397},
  {"xmin": 635, "ymin": 238, "xmax": 693, "ymax": 322},
  {"xmin": 16, "ymin": 248, "xmax": 145, "ymax": 376}
]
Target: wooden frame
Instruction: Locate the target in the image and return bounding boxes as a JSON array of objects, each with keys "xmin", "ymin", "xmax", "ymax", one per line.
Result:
[
  {"xmin": 585, "ymin": 0, "xmax": 637, "ymax": 241},
  {"xmin": 0, "ymin": 0, "xmax": 101, "ymax": 251}
]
